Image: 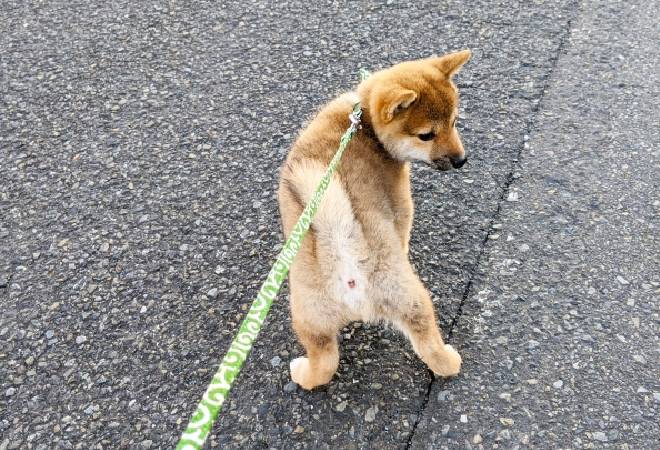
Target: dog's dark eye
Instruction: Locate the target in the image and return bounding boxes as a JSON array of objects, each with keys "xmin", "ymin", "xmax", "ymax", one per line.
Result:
[{"xmin": 418, "ymin": 132, "xmax": 435, "ymax": 141}]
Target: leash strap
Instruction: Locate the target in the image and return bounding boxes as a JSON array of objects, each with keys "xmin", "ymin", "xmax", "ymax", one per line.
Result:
[{"xmin": 176, "ymin": 98, "xmax": 364, "ymax": 449}]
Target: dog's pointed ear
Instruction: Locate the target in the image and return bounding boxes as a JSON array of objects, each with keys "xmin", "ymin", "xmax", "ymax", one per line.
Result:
[
  {"xmin": 431, "ymin": 49, "xmax": 472, "ymax": 78},
  {"xmin": 378, "ymin": 88, "xmax": 418, "ymax": 123}
]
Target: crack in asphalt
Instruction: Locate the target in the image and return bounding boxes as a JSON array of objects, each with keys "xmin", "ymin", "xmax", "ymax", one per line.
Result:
[{"xmin": 404, "ymin": 3, "xmax": 581, "ymax": 448}]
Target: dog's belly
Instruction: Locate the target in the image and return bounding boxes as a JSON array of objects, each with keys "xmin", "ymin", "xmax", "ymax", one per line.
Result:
[
  {"xmin": 330, "ymin": 238, "xmax": 370, "ymax": 317},
  {"xmin": 327, "ymin": 229, "xmax": 407, "ymax": 322}
]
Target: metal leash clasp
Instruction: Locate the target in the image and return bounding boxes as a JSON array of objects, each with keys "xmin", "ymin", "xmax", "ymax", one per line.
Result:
[{"xmin": 348, "ymin": 103, "xmax": 362, "ymax": 131}]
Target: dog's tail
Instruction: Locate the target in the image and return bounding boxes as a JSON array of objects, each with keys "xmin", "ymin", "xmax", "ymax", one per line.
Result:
[
  {"xmin": 280, "ymin": 159, "xmax": 367, "ymax": 301},
  {"xmin": 281, "ymin": 159, "xmax": 357, "ymax": 245}
]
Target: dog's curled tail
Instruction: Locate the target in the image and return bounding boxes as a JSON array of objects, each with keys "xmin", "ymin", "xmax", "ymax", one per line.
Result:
[{"xmin": 281, "ymin": 159, "xmax": 356, "ymax": 241}]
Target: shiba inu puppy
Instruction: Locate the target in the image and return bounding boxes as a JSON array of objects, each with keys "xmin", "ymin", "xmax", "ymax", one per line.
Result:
[{"xmin": 278, "ymin": 50, "xmax": 471, "ymax": 389}]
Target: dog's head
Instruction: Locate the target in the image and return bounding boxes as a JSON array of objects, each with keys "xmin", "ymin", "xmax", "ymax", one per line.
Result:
[{"xmin": 359, "ymin": 50, "xmax": 471, "ymax": 171}]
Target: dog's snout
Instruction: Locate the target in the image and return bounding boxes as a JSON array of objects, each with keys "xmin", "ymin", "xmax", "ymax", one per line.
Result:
[{"xmin": 450, "ymin": 156, "xmax": 467, "ymax": 169}]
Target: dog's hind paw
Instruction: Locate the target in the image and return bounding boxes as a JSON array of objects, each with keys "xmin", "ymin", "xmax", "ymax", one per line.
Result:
[
  {"xmin": 290, "ymin": 356, "xmax": 336, "ymax": 390},
  {"xmin": 430, "ymin": 344, "xmax": 462, "ymax": 377},
  {"xmin": 290, "ymin": 357, "xmax": 314, "ymax": 390}
]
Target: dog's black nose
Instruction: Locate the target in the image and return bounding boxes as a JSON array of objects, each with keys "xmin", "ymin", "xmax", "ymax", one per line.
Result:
[{"xmin": 451, "ymin": 156, "xmax": 467, "ymax": 169}]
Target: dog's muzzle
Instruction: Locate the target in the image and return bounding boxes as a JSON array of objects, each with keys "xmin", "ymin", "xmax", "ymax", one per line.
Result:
[{"xmin": 432, "ymin": 156, "xmax": 468, "ymax": 171}]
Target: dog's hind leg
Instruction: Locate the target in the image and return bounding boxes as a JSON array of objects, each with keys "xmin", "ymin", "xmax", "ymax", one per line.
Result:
[
  {"xmin": 392, "ymin": 280, "xmax": 462, "ymax": 377},
  {"xmin": 289, "ymin": 287, "xmax": 344, "ymax": 390},
  {"xmin": 289, "ymin": 324, "xmax": 340, "ymax": 390}
]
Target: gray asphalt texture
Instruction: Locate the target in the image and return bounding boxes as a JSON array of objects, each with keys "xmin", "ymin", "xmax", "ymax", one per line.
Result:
[{"xmin": 1, "ymin": 0, "xmax": 657, "ymax": 449}]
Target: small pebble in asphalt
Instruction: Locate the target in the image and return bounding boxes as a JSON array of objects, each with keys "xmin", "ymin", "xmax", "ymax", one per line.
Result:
[
  {"xmin": 632, "ymin": 354, "xmax": 646, "ymax": 364},
  {"xmin": 499, "ymin": 430, "xmax": 512, "ymax": 440},
  {"xmin": 365, "ymin": 406, "xmax": 377, "ymax": 422},
  {"xmin": 437, "ymin": 390, "xmax": 451, "ymax": 401},
  {"xmin": 592, "ymin": 431, "xmax": 608, "ymax": 442},
  {"xmin": 616, "ymin": 275, "xmax": 629, "ymax": 285},
  {"xmin": 500, "ymin": 418, "xmax": 514, "ymax": 426}
]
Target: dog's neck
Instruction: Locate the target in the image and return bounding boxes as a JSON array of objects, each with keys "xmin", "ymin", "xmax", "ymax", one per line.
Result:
[{"xmin": 359, "ymin": 110, "xmax": 400, "ymax": 163}]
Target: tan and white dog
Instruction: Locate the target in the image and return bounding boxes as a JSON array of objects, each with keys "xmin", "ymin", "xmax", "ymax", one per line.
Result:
[{"xmin": 278, "ymin": 50, "xmax": 471, "ymax": 390}]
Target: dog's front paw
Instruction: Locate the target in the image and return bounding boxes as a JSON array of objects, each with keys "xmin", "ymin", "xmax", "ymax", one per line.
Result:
[{"xmin": 430, "ymin": 344, "xmax": 462, "ymax": 377}]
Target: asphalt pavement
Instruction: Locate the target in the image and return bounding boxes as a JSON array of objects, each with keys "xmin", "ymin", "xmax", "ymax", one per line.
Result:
[{"xmin": 1, "ymin": 1, "xmax": 657, "ymax": 449}]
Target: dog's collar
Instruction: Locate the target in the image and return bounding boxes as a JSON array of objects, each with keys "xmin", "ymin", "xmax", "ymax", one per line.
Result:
[{"xmin": 357, "ymin": 111, "xmax": 380, "ymax": 144}]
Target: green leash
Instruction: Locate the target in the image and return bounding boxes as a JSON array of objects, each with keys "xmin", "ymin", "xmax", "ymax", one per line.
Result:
[{"xmin": 176, "ymin": 72, "xmax": 369, "ymax": 450}]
